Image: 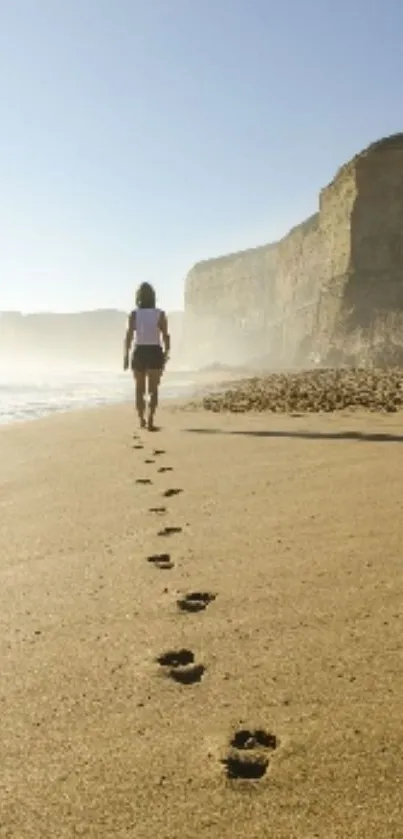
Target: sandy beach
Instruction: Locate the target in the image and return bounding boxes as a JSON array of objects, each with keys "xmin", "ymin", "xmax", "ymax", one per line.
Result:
[{"xmin": 1, "ymin": 399, "xmax": 403, "ymax": 838}]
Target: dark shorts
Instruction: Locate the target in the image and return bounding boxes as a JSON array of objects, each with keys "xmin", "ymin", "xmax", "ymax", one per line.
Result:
[{"xmin": 131, "ymin": 344, "xmax": 164, "ymax": 373}]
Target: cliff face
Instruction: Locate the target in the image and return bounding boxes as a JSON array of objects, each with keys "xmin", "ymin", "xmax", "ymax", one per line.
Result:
[{"xmin": 184, "ymin": 133, "xmax": 403, "ymax": 368}]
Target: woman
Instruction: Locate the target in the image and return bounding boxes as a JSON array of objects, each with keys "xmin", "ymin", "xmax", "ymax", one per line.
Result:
[{"xmin": 123, "ymin": 283, "xmax": 170, "ymax": 430}]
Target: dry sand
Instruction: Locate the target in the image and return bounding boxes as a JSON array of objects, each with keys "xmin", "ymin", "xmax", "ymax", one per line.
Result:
[{"xmin": 1, "ymin": 397, "xmax": 403, "ymax": 838}]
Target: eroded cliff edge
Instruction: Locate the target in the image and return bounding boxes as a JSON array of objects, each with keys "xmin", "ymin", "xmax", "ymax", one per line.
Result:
[{"xmin": 184, "ymin": 133, "xmax": 403, "ymax": 368}]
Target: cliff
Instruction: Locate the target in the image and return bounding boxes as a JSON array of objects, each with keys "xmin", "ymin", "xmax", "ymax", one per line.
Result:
[
  {"xmin": 0, "ymin": 309, "xmax": 184, "ymax": 367},
  {"xmin": 184, "ymin": 133, "xmax": 403, "ymax": 368}
]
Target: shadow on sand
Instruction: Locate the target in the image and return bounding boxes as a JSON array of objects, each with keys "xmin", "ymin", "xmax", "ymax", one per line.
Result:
[{"xmin": 184, "ymin": 427, "xmax": 403, "ymax": 443}]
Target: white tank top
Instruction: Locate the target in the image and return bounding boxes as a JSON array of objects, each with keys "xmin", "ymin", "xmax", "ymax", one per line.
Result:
[{"xmin": 135, "ymin": 308, "xmax": 161, "ymax": 346}]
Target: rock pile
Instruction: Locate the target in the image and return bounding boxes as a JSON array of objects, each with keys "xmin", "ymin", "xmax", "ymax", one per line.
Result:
[{"xmin": 198, "ymin": 368, "xmax": 403, "ymax": 414}]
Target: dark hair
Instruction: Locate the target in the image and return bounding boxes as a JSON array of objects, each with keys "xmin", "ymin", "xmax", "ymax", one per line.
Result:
[{"xmin": 136, "ymin": 282, "xmax": 156, "ymax": 308}]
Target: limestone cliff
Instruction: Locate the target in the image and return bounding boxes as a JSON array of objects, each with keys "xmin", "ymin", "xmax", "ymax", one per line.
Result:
[{"xmin": 184, "ymin": 133, "xmax": 403, "ymax": 368}]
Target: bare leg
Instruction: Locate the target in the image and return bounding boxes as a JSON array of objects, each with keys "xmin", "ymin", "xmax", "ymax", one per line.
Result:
[
  {"xmin": 134, "ymin": 371, "xmax": 146, "ymax": 427},
  {"xmin": 147, "ymin": 369, "xmax": 160, "ymax": 430}
]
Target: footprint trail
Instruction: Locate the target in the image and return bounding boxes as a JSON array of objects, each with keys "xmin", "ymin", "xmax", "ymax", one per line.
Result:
[
  {"xmin": 158, "ymin": 526, "xmax": 182, "ymax": 537},
  {"xmin": 222, "ymin": 729, "xmax": 278, "ymax": 780},
  {"xmin": 177, "ymin": 592, "xmax": 216, "ymax": 613},
  {"xmin": 147, "ymin": 553, "xmax": 174, "ymax": 570},
  {"xmin": 157, "ymin": 649, "xmax": 206, "ymax": 684}
]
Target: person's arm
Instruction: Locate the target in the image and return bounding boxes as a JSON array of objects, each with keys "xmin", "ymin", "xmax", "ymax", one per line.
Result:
[
  {"xmin": 159, "ymin": 310, "xmax": 170, "ymax": 362},
  {"xmin": 123, "ymin": 312, "xmax": 135, "ymax": 370}
]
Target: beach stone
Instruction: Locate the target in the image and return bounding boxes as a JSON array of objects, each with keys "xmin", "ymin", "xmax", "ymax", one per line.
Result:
[{"xmin": 193, "ymin": 367, "xmax": 403, "ymax": 414}]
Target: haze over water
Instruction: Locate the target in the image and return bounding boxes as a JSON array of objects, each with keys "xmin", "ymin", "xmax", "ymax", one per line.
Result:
[{"xmin": 0, "ymin": 362, "xmax": 197, "ymax": 425}]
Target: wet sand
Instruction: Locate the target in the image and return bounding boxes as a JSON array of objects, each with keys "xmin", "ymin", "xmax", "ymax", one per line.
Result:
[{"xmin": 1, "ymin": 401, "xmax": 403, "ymax": 837}]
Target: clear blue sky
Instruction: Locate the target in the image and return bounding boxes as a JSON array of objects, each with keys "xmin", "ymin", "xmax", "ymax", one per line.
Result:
[{"xmin": 1, "ymin": 0, "xmax": 402, "ymax": 314}]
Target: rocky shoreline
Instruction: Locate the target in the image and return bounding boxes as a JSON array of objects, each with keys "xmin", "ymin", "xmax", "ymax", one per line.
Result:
[{"xmin": 192, "ymin": 367, "xmax": 403, "ymax": 414}]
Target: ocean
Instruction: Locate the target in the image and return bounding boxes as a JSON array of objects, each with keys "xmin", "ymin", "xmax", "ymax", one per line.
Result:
[{"xmin": 0, "ymin": 364, "xmax": 197, "ymax": 425}]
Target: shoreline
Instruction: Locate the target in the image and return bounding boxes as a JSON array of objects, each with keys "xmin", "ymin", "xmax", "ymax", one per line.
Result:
[
  {"xmin": 0, "ymin": 366, "xmax": 242, "ymax": 429},
  {"xmin": 4, "ymin": 363, "xmax": 403, "ymax": 430}
]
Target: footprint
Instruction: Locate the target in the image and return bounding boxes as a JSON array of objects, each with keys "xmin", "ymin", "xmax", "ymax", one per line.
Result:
[
  {"xmin": 157, "ymin": 649, "xmax": 205, "ymax": 685},
  {"xmin": 149, "ymin": 506, "xmax": 167, "ymax": 515},
  {"xmin": 133, "ymin": 444, "xmax": 144, "ymax": 450},
  {"xmin": 170, "ymin": 664, "xmax": 205, "ymax": 685},
  {"xmin": 153, "ymin": 449, "xmax": 166, "ymax": 456},
  {"xmin": 163, "ymin": 488, "xmax": 183, "ymax": 498},
  {"xmin": 147, "ymin": 553, "xmax": 174, "ymax": 570},
  {"xmin": 157, "ymin": 649, "xmax": 193, "ymax": 667},
  {"xmin": 158, "ymin": 466, "xmax": 173, "ymax": 473},
  {"xmin": 136, "ymin": 478, "xmax": 152, "ymax": 485},
  {"xmin": 222, "ymin": 729, "xmax": 277, "ymax": 780},
  {"xmin": 158, "ymin": 526, "xmax": 182, "ymax": 537},
  {"xmin": 177, "ymin": 592, "xmax": 216, "ymax": 613},
  {"xmin": 145, "ymin": 459, "xmax": 155, "ymax": 464}
]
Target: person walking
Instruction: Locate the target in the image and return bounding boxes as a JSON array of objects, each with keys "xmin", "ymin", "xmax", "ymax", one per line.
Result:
[{"xmin": 123, "ymin": 282, "xmax": 170, "ymax": 430}]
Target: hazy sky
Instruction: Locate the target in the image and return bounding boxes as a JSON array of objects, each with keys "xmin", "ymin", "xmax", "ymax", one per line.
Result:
[{"xmin": 1, "ymin": 0, "xmax": 402, "ymax": 314}]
